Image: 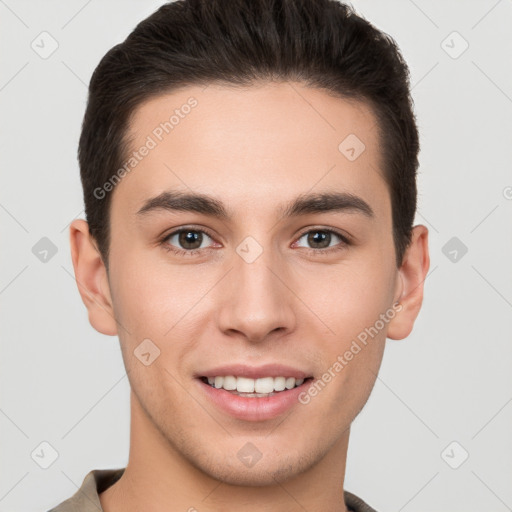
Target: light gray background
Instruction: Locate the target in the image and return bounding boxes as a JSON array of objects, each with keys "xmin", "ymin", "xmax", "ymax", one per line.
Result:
[{"xmin": 1, "ymin": 1, "xmax": 511, "ymax": 511}]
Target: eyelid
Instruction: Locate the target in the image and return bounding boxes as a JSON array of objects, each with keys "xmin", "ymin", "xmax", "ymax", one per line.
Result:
[{"xmin": 162, "ymin": 223, "xmax": 215, "ymax": 237}]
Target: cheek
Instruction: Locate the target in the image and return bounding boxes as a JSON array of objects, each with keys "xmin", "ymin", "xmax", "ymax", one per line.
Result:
[
  {"xmin": 302, "ymin": 259, "xmax": 394, "ymax": 407},
  {"xmin": 109, "ymin": 249, "xmax": 215, "ymax": 375},
  {"xmin": 109, "ymin": 257, "xmax": 192, "ymax": 402},
  {"xmin": 109, "ymin": 248, "xmax": 182, "ymax": 334},
  {"xmin": 307, "ymin": 260, "xmax": 396, "ymax": 340}
]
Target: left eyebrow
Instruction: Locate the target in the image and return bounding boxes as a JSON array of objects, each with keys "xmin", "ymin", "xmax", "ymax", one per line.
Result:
[
  {"xmin": 279, "ymin": 191, "xmax": 374, "ymax": 219},
  {"xmin": 135, "ymin": 190, "xmax": 374, "ymax": 220}
]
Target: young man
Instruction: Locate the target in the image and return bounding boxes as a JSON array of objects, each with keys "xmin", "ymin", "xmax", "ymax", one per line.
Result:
[{"xmin": 49, "ymin": 0, "xmax": 429, "ymax": 510}]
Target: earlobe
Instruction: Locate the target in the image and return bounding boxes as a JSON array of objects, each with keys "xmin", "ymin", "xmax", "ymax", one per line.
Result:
[
  {"xmin": 387, "ymin": 224, "xmax": 430, "ymax": 340},
  {"xmin": 69, "ymin": 219, "xmax": 118, "ymax": 336}
]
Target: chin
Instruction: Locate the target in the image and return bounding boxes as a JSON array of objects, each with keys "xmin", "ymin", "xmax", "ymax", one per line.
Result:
[
  {"xmin": 193, "ymin": 447, "xmax": 318, "ymax": 487},
  {"xmin": 204, "ymin": 462, "xmax": 297, "ymax": 487}
]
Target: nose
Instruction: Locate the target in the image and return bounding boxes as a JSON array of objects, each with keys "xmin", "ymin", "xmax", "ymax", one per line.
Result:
[{"xmin": 216, "ymin": 244, "xmax": 297, "ymax": 344}]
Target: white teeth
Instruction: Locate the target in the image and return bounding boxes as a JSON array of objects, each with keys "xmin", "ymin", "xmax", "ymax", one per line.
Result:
[
  {"xmin": 236, "ymin": 376, "xmax": 255, "ymax": 393},
  {"xmin": 223, "ymin": 375, "xmax": 237, "ymax": 390},
  {"xmin": 274, "ymin": 376, "xmax": 286, "ymax": 391},
  {"xmin": 285, "ymin": 377, "xmax": 296, "ymax": 389},
  {"xmin": 207, "ymin": 375, "xmax": 307, "ymax": 393},
  {"xmin": 254, "ymin": 377, "xmax": 274, "ymax": 394}
]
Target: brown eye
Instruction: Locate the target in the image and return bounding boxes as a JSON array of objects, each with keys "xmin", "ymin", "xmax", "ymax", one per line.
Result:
[
  {"xmin": 177, "ymin": 230, "xmax": 203, "ymax": 250},
  {"xmin": 306, "ymin": 230, "xmax": 332, "ymax": 249},
  {"xmin": 163, "ymin": 228, "xmax": 214, "ymax": 254},
  {"xmin": 295, "ymin": 229, "xmax": 348, "ymax": 251}
]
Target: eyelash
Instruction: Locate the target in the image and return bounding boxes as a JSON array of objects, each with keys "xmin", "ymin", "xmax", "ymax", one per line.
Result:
[{"xmin": 160, "ymin": 225, "xmax": 351, "ymax": 257}]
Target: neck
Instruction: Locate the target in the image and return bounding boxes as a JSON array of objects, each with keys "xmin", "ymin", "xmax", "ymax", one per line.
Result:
[{"xmin": 100, "ymin": 390, "xmax": 350, "ymax": 512}]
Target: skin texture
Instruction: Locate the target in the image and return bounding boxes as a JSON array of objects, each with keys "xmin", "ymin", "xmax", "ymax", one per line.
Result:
[{"xmin": 70, "ymin": 81, "xmax": 429, "ymax": 512}]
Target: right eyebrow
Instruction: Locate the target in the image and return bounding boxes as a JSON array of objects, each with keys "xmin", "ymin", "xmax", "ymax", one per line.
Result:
[{"xmin": 136, "ymin": 190, "xmax": 231, "ymax": 219}]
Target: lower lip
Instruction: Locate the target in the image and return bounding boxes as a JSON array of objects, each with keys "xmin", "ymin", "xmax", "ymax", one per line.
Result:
[{"xmin": 196, "ymin": 378, "xmax": 312, "ymax": 422}]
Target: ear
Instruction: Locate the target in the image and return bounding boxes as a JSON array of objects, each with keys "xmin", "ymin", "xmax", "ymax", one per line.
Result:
[
  {"xmin": 69, "ymin": 219, "xmax": 118, "ymax": 336},
  {"xmin": 387, "ymin": 224, "xmax": 430, "ymax": 340}
]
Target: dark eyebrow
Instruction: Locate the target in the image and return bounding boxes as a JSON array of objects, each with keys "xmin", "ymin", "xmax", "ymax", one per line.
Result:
[
  {"xmin": 136, "ymin": 190, "xmax": 374, "ymax": 220},
  {"xmin": 279, "ymin": 191, "xmax": 374, "ymax": 219},
  {"xmin": 136, "ymin": 191, "xmax": 231, "ymax": 219}
]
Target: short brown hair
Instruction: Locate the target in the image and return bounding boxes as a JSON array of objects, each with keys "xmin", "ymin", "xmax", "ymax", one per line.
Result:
[{"xmin": 78, "ymin": 0, "xmax": 419, "ymax": 269}]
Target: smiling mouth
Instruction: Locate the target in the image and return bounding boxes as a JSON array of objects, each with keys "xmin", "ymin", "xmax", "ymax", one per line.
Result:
[{"xmin": 199, "ymin": 375, "xmax": 314, "ymax": 397}]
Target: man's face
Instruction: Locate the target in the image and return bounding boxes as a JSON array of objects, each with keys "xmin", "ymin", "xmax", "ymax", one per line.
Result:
[{"xmin": 105, "ymin": 82, "xmax": 401, "ymax": 485}]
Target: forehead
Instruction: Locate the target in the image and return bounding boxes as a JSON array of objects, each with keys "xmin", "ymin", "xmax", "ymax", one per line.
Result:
[{"xmin": 112, "ymin": 81, "xmax": 389, "ymax": 220}]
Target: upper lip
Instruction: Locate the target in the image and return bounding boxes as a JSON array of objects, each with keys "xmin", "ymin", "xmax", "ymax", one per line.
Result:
[{"xmin": 197, "ymin": 364, "xmax": 312, "ymax": 380}]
